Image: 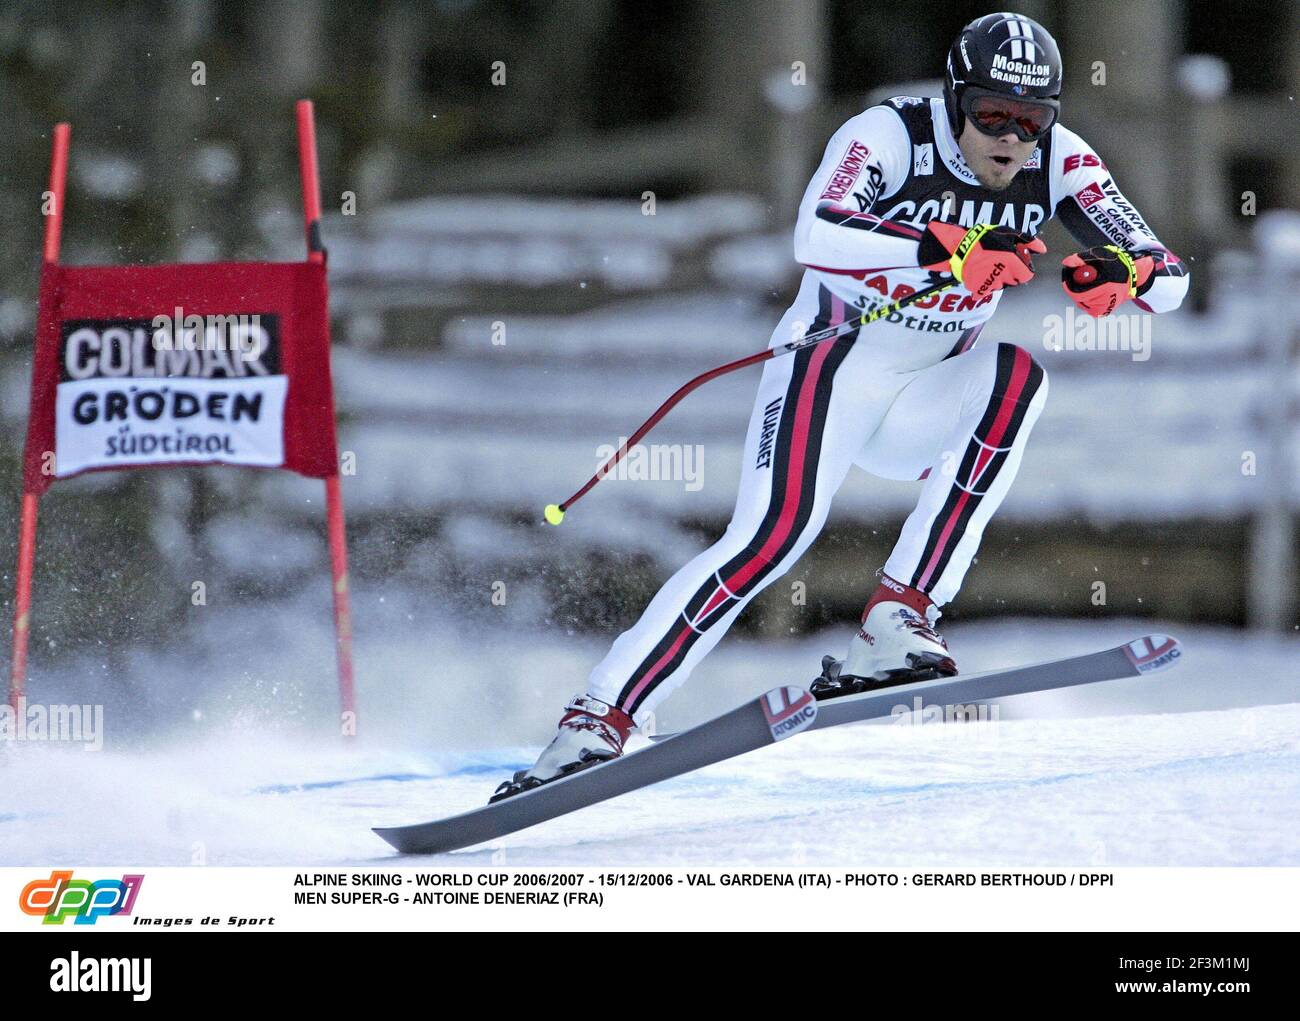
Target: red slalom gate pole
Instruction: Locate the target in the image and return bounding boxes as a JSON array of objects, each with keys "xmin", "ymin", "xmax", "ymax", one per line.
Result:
[
  {"xmin": 325, "ymin": 474, "xmax": 355, "ymax": 727},
  {"xmin": 296, "ymin": 99, "xmax": 356, "ymax": 732},
  {"xmin": 10, "ymin": 123, "xmax": 69, "ymax": 711},
  {"xmin": 43, "ymin": 124, "xmax": 70, "ymax": 263},
  {"xmin": 9, "ymin": 494, "xmax": 39, "ymax": 710},
  {"xmin": 296, "ymin": 100, "xmax": 327, "ymax": 264}
]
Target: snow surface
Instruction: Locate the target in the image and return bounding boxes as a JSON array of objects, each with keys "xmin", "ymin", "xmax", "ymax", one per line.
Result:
[{"xmin": 2, "ymin": 620, "xmax": 1296, "ymax": 867}]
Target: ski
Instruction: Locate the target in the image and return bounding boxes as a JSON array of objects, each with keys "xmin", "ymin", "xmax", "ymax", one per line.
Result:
[
  {"xmin": 372, "ymin": 686, "xmax": 818, "ymax": 855},
  {"xmin": 373, "ymin": 634, "xmax": 1180, "ymax": 855},
  {"xmin": 646, "ymin": 633, "xmax": 1183, "ymax": 740},
  {"xmin": 810, "ymin": 633, "xmax": 1181, "ymax": 730}
]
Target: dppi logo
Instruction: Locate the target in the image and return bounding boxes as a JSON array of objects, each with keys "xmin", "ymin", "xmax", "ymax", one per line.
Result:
[{"xmin": 19, "ymin": 870, "xmax": 144, "ymax": 925}]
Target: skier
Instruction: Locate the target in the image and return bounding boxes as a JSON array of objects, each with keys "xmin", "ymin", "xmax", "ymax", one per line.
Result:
[{"xmin": 495, "ymin": 12, "xmax": 1189, "ymax": 799}]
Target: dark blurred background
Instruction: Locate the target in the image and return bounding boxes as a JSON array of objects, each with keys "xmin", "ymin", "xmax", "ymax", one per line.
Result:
[{"xmin": 1, "ymin": 1, "xmax": 1297, "ymax": 726}]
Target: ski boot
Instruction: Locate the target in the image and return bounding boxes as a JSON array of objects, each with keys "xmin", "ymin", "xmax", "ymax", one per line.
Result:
[
  {"xmin": 811, "ymin": 573, "xmax": 958, "ymax": 701},
  {"xmin": 490, "ymin": 694, "xmax": 635, "ymax": 803}
]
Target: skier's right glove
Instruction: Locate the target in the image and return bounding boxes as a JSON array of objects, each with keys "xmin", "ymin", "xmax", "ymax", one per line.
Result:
[{"xmin": 918, "ymin": 221, "xmax": 1046, "ymax": 299}]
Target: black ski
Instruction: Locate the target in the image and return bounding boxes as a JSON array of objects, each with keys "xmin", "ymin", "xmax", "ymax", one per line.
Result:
[
  {"xmin": 810, "ymin": 633, "xmax": 1181, "ymax": 730},
  {"xmin": 648, "ymin": 634, "xmax": 1183, "ymax": 739},
  {"xmin": 373, "ymin": 686, "xmax": 818, "ymax": 855},
  {"xmin": 373, "ymin": 634, "xmax": 1181, "ymax": 855}
]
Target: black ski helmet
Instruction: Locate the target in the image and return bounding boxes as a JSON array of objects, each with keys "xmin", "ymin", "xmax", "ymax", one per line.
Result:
[{"xmin": 944, "ymin": 12, "xmax": 1063, "ymax": 137}]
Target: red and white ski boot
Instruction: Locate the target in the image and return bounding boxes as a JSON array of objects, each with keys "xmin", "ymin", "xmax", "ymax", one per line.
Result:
[
  {"xmin": 491, "ymin": 695, "xmax": 635, "ymax": 802},
  {"xmin": 812, "ymin": 573, "xmax": 958, "ymax": 700}
]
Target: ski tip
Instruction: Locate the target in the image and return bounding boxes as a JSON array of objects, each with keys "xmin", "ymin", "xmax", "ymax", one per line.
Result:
[
  {"xmin": 761, "ymin": 686, "xmax": 817, "ymax": 742},
  {"xmin": 1122, "ymin": 634, "xmax": 1183, "ymax": 674},
  {"xmin": 371, "ymin": 826, "xmax": 413, "ymax": 853}
]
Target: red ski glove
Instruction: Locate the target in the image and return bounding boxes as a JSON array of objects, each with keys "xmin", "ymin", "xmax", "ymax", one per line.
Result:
[
  {"xmin": 918, "ymin": 221, "xmax": 1046, "ymax": 299},
  {"xmin": 1061, "ymin": 245, "xmax": 1156, "ymax": 317}
]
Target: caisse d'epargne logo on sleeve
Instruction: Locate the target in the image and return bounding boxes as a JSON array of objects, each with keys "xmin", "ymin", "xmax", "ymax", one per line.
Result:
[{"xmin": 53, "ymin": 313, "xmax": 287, "ymax": 477}]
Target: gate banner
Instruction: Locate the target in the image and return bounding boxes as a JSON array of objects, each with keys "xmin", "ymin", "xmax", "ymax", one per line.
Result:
[{"xmin": 22, "ymin": 260, "xmax": 339, "ymax": 494}]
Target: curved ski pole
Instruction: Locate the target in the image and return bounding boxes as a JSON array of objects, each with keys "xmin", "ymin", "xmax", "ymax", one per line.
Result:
[{"xmin": 544, "ymin": 276, "xmax": 956, "ymax": 525}]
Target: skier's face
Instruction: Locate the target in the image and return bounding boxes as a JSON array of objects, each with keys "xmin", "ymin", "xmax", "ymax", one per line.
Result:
[{"xmin": 957, "ymin": 123, "xmax": 1037, "ymax": 191}]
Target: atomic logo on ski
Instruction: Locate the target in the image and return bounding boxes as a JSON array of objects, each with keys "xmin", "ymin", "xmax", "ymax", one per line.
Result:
[
  {"xmin": 1122, "ymin": 635, "xmax": 1181, "ymax": 673},
  {"xmin": 762, "ymin": 687, "xmax": 817, "ymax": 741}
]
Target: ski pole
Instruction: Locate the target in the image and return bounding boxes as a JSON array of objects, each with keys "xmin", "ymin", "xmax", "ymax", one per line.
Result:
[{"xmin": 544, "ymin": 276, "xmax": 956, "ymax": 525}]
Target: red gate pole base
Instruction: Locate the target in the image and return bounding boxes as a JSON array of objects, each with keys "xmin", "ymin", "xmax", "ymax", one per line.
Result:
[
  {"xmin": 9, "ymin": 493, "xmax": 40, "ymax": 712},
  {"xmin": 325, "ymin": 474, "xmax": 356, "ymax": 736}
]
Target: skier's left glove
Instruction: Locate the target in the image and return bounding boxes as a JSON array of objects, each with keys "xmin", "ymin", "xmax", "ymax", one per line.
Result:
[
  {"xmin": 1061, "ymin": 245, "xmax": 1156, "ymax": 317},
  {"xmin": 918, "ymin": 221, "xmax": 1046, "ymax": 300}
]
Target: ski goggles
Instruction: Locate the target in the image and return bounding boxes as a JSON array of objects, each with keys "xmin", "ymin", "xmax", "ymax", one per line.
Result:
[{"xmin": 961, "ymin": 86, "xmax": 1059, "ymax": 142}]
